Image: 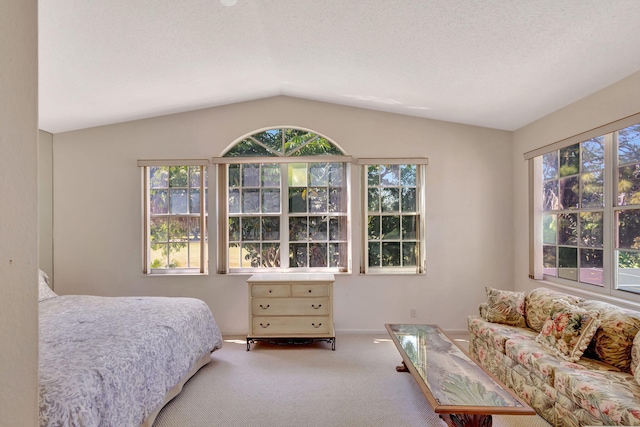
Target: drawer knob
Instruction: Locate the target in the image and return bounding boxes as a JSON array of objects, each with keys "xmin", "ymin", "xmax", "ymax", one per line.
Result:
[
  {"xmin": 259, "ymin": 304, "xmax": 270, "ymax": 309},
  {"xmin": 259, "ymin": 323, "xmax": 270, "ymax": 328},
  {"xmin": 312, "ymin": 323, "xmax": 322, "ymax": 328},
  {"xmin": 269, "ymin": 289, "xmax": 272, "ymax": 293},
  {"xmin": 308, "ymin": 289, "xmax": 312, "ymax": 293},
  {"xmin": 311, "ymin": 304, "xmax": 322, "ymax": 309}
]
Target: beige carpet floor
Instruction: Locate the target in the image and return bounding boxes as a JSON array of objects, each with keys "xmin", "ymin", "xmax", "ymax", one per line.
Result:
[{"xmin": 153, "ymin": 333, "xmax": 551, "ymax": 427}]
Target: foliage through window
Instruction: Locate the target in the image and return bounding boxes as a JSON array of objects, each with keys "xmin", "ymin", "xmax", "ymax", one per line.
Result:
[
  {"xmin": 141, "ymin": 163, "xmax": 208, "ymax": 274},
  {"xmin": 218, "ymin": 128, "xmax": 349, "ymax": 273},
  {"xmin": 536, "ymin": 123, "xmax": 640, "ymax": 296}
]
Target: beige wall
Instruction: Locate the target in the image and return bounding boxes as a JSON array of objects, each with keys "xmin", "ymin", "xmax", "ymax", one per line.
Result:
[
  {"xmin": 39, "ymin": 130, "xmax": 54, "ymax": 283},
  {"xmin": 513, "ymin": 70, "xmax": 640, "ymax": 304},
  {"xmin": 52, "ymin": 96, "xmax": 513, "ymax": 334},
  {"xmin": 0, "ymin": 0, "xmax": 39, "ymax": 425}
]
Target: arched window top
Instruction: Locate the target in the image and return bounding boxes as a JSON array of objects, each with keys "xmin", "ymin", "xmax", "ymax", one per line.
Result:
[{"xmin": 223, "ymin": 127, "xmax": 345, "ymax": 157}]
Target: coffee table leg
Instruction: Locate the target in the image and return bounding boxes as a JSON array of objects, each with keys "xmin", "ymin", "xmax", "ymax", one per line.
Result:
[
  {"xmin": 395, "ymin": 361, "xmax": 409, "ymax": 372},
  {"xmin": 440, "ymin": 414, "xmax": 492, "ymax": 427}
]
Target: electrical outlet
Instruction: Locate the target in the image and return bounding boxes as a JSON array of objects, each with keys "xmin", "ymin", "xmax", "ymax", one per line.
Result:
[{"xmin": 410, "ymin": 308, "xmax": 417, "ymax": 318}]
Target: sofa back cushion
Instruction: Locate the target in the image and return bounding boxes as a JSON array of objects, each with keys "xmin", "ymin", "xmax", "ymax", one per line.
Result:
[
  {"xmin": 579, "ymin": 300, "xmax": 640, "ymax": 373},
  {"xmin": 484, "ymin": 287, "xmax": 527, "ymax": 327},
  {"xmin": 632, "ymin": 331, "xmax": 640, "ymax": 384},
  {"xmin": 525, "ymin": 287, "xmax": 584, "ymax": 332}
]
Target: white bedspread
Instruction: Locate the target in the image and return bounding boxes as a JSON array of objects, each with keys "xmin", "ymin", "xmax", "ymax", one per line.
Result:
[{"xmin": 38, "ymin": 295, "xmax": 223, "ymax": 427}]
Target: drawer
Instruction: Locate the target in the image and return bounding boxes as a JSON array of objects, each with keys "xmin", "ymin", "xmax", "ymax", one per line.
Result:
[
  {"xmin": 252, "ymin": 316, "xmax": 331, "ymax": 335},
  {"xmin": 251, "ymin": 284, "xmax": 290, "ymax": 298},
  {"xmin": 252, "ymin": 297, "xmax": 329, "ymax": 316},
  {"xmin": 291, "ymin": 284, "xmax": 329, "ymax": 297}
]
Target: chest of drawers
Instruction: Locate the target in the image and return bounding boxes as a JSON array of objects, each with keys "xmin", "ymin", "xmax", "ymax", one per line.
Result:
[{"xmin": 247, "ymin": 273, "xmax": 335, "ymax": 350}]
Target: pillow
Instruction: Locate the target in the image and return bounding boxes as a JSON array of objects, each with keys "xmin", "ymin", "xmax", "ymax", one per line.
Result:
[
  {"xmin": 525, "ymin": 287, "xmax": 584, "ymax": 332},
  {"xmin": 632, "ymin": 331, "xmax": 640, "ymax": 385},
  {"xmin": 483, "ymin": 287, "xmax": 527, "ymax": 327},
  {"xmin": 38, "ymin": 269, "xmax": 57, "ymax": 302},
  {"xmin": 579, "ymin": 300, "xmax": 640, "ymax": 373},
  {"xmin": 535, "ymin": 301, "xmax": 600, "ymax": 362}
]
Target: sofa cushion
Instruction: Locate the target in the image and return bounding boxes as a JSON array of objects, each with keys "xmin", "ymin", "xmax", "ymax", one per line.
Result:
[
  {"xmin": 525, "ymin": 287, "xmax": 584, "ymax": 332},
  {"xmin": 579, "ymin": 300, "xmax": 640, "ymax": 373},
  {"xmin": 554, "ymin": 366, "xmax": 640, "ymax": 425},
  {"xmin": 468, "ymin": 316, "xmax": 537, "ymax": 353},
  {"xmin": 484, "ymin": 287, "xmax": 527, "ymax": 327},
  {"xmin": 535, "ymin": 302, "xmax": 601, "ymax": 362},
  {"xmin": 633, "ymin": 331, "xmax": 640, "ymax": 385}
]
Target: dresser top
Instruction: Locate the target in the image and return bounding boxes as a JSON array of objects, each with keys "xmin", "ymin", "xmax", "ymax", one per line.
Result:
[{"xmin": 247, "ymin": 273, "xmax": 335, "ymax": 283}]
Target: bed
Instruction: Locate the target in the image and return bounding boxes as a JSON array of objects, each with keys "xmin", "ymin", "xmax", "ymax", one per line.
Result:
[{"xmin": 37, "ymin": 271, "xmax": 223, "ymax": 427}]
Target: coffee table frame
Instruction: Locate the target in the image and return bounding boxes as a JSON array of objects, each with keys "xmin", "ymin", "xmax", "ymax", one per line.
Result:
[{"xmin": 385, "ymin": 324, "xmax": 535, "ymax": 427}]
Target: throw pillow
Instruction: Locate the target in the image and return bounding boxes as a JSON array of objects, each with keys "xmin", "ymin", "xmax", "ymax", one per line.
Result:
[
  {"xmin": 484, "ymin": 287, "xmax": 527, "ymax": 327},
  {"xmin": 525, "ymin": 287, "xmax": 584, "ymax": 332},
  {"xmin": 579, "ymin": 300, "xmax": 640, "ymax": 373},
  {"xmin": 38, "ymin": 269, "xmax": 58, "ymax": 302},
  {"xmin": 632, "ymin": 331, "xmax": 640, "ymax": 386},
  {"xmin": 535, "ymin": 301, "xmax": 601, "ymax": 362}
]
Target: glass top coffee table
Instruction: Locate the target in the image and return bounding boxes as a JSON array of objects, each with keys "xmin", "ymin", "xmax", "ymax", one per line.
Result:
[{"xmin": 386, "ymin": 324, "xmax": 535, "ymax": 427}]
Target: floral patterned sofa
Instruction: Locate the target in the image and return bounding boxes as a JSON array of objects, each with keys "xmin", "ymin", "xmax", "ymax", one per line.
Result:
[{"xmin": 468, "ymin": 287, "xmax": 640, "ymax": 426}]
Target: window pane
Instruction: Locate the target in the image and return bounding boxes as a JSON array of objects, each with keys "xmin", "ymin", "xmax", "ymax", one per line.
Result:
[
  {"xmin": 228, "ymin": 189, "xmax": 240, "ymax": 213},
  {"xmin": 580, "ymin": 249, "xmax": 603, "ymax": 286},
  {"xmin": 560, "ymin": 176, "xmax": 579, "ymax": 209},
  {"xmin": 288, "ymin": 163, "xmax": 307, "ymax": 187},
  {"xmin": 368, "ymin": 165, "xmax": 381, "ymax": 186},
  {"xmin": 581, "ymin": 137, "xmax": 604, "ymax": 172},
  {"xmin": 329, "ymin": 217, "xmax": 346, "ymax": 241},
  {"xmin": 543, "ymin": 152, "xmax": 558, "ymax": 180},
  {"xmin": 169, "ymin": 189, "xmax": 188, "ymax": 214},
  {"xmin": 241, "ymin": 243, "xmax": 259, "ymax": 268},
  {"xmin": 580, "ymin": 212, "xmax": 603, "ymax": 248},
  {"xmin": 228, "ymin": 243, "xmax": 240, "ymax": 268},
  {"xmin": 543, "ymin": 245, "xmax": 557, "ymax": 276},
  {"xmin": 261, "ymin": 217, "xmax": 279, "ymax": 240},
  {"xmin": 241, "ymin": 217, "xmax": 260, "ymax": 241},
  {"xmin": 262, "ymin": 189, "xmax": 280, "ymax": 213},
  {"xmin": 381, "ymin": 242, "xmax": 401, "ymax": 266},
  {"xmin": 309, "ymin": 163, "xmax": 328, "ymax": 186},
  {"xmin": 284, "ymin": 129, "xmax": 316, "ymax": 154},
  {"xmin": 309, "ymin": 243, "xmax": 328, "ymax": 267},
  {"xmin": 289, "ymin": 188, "xmax": 307, "ymax": 213},
  {"xmin": 368, "ymin": 242, "xmax": 381, "ymax": 267},
  {"xmin": 401, "ymin": 165, "xmax": 417, "ymax": 186},
  {"xmin": 189, "ymin": 166, "xmax": 201, "ymax": 188},
  {"xmin": 169, "ymin": 166, "xmax": 188, "ymax": 187},
  {"xmin": 150, "ymin": 243, "xmax": 168, "ymax": 268},
  {"xmin": 618, "ymin": 124, "xmax": 640, "ymax": 166},
  {"xmin": 559, "ymin": 144, "xmax": 580, "ymax": 177},
  {"xmin": 618, "ymin": 164, "xmax": 640, "ymax": 206},
  {"xmin": 618, "ymin": 209, "xmax": 640, "ymax": 250},
  {"xmin": 329, "ymin": 163, "xmax": 344, "ymax": 186},
  {"xmin": 229, "ymin": 217, "xmax": 240, "ymax": 241},
  {"xmin": 558, "ymin": 213, "xmax": 577, "ymax": 245},
  {"xmin": 368, "ymin": 188, "xmax": 380, "ymax": 212},
  {"xmin": 329, "ymin": 188, "xmax": 345, "ymax": 213},
  {"xmin": 242, "ymin": 189, "xmax": 260, "ymax": 213},
  {"xmin": 368, "ymin": 216, "xmax": 381, "ymax": 240},
  {"xmin": 228, "ymin": 164, "xmax": 240, "ymax": 187},
  {"xmin": 381, "ymin": 165, "xmax": 400, "ymax": 186},
  {"xmin": 225, "ymin": 139, "xmax": 273, "ymax": 157},
  {"xmin": 329, "ymin": 243, "xmax": 344, "ymax": 267},
  {"xmin": 581, "ymin": 171, "xmax": 603, "ymax": 208},
  {"xmin": 150, "ymin": 166, "xmax": 168, "ymax": 188},
  {"xmin": 189, "ymin": 217, "xmax": 202, "ymax": 241},
  {"xmin": 290, "ymin": 217, "xmax": 308, "ymax": 241},
  {"xmin": 309, "ymin": 188, "xmax": 327, "ymax": 213},
  {"xmin": 169, "ymin": 217, "xmax": 189, "ymax": 241},
  {"xmin": 558, "ymin": 247, "xmax": 578, "ymax": 281},
  {"xmin": 542, "ymin": 214, "xmax": 556, "ymax": 244},
  {"xmin": 543, "ymin": 181, "xmax": 558, "ymax": 211},
  {"xmin": 380, "ymin": 188, "xmax": 400, "ymax": 212},
  {"xmin": 150, "ymin": 189, "xmax": 168, "ymax": 214},
  {"xmin": 618, "ymin": 250, "xmax": 640, "ymax": 293},
  {"xmin": 189, "ymin": 189, "xmax": 201, "ymax": 213},
  {"xmin": 402, "ymin": 216, "xmax": 417, "ymax": 240},
  {"xmin": 309, "ymin": 216, "xmax": 328, "ymax": 241},
  {"xmin": 402, "ymin": 242, "xmax": 417, "ymax": 266},
  {"xmin": 401, "ymin": 188, "xmax": 416, "ymax": 212},
  {"xmin": 382, "ymin": 216, "xmax": 400, "ymax": 239},
  {"xmin": 253, "ymin": 129, "xmax": 282, "ymax": 153},
  {"xmin": 261, "ymin": 164, "xmax": 280, "ymax": 187},
  {"xmin": 242, "ymin": 164, "xmax": 260, "ymax": 187},
  {"xmin": 290, "ymin": 243, "xmax": 308, "ymax": 267},
  {"xmin": 261, "ymin": 243, "xmax": 280, "ymax": 267},
  {"xmin": 150, "ymin": 217, "xmax": 168, "ymax": 243}
]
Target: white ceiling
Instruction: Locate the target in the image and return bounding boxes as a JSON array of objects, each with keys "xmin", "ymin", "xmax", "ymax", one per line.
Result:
[{"xmin": 38, "ymin": 0, "xmax": 640, "ymax": 134}]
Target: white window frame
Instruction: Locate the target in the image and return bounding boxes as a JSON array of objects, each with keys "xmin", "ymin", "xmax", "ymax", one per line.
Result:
[
  {"xmin": 138, "ymin": 159, "xmax": 209, "ymax": 275},
  {"xmin": 358, "ymin": 158, "xmax": 428, "ymax": 275},
  {"xmin": 526, "ymin": 113, "xmax": 640, "ymax": 304}
]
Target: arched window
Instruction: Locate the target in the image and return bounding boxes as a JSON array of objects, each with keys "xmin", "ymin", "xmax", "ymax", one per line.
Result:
[{"xmin": 214, "ymin": 128, "xmax": 351, "ymax": 273}]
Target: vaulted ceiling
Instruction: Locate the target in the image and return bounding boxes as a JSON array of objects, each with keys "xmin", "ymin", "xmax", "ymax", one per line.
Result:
[{"xmin": 39, "ymin": 0, "xmax": 640, "ymax": 134}]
